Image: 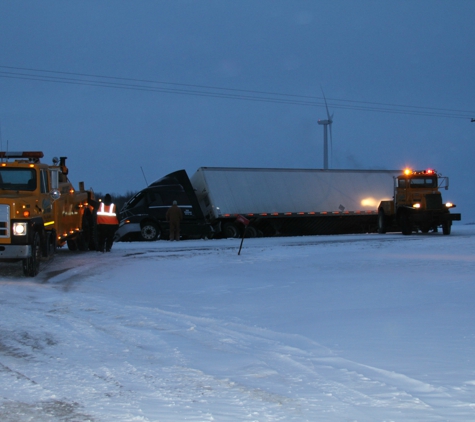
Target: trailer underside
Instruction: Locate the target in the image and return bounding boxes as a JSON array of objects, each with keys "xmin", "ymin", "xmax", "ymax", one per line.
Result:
[{"xmin": 220, "ymin": 214, "xmax": 380, "ymax": 238}]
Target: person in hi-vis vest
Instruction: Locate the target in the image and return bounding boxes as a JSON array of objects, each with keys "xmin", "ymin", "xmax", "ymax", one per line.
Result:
[{"xmin": 95, "ymin": 193, "xmax": 119, "ymax": 252}]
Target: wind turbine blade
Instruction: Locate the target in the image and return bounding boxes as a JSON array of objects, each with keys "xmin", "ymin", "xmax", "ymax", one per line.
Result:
[{"xmin": 321, "ymin": 88, "xmax": 331, "ymax": 121}]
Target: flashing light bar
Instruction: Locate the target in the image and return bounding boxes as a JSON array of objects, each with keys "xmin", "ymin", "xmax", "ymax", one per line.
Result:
[{"xmin": 403, "ymin": 168, "xmax": 437, "ymax": 176}]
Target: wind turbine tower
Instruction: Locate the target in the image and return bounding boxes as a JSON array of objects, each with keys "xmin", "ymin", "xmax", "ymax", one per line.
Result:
[{"xmin": 317, "ymin": 91, "xmax": 333, "ymax": 169}]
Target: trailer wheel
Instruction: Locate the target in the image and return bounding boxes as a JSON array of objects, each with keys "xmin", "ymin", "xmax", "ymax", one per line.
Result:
[
  {"xmin": 23, "ymin": 232, "xmax": 41, "ymax": 277},
  {"xmin": 244, "ymin": 226, "xmax": 258, "ymax": 238},
  {"xmin": 442, "ymin": 220, "xmax": 452, "ymax": 235},
  {"xmin": 140, "ymin": 222, "xmax": 160, "ymax": 241},
  {"xmin": 222, "ymin": 223, "xmax": 240, "ymax": 238},
  {"xmin": 377, "ymin": 210, "xmax": 387, "ymax": 234}
]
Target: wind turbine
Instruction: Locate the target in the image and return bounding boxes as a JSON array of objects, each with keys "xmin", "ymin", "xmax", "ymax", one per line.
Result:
[{"xmin": 317, "ymin": 90, "xmax": 333, "ymax": 169}]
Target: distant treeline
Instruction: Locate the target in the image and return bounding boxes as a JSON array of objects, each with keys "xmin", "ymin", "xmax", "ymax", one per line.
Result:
[{"xmin": 93, "ymin": 190, "xmax": 137, "ymax": 213}]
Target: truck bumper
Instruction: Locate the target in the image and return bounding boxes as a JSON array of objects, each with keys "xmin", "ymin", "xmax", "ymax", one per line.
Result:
[
  {"xmin": 115, "ymin": 222, "xmax": 141, "ymax": 241},
  {"xmin": 444, "ymin": 213, "xmax": 461, "ymax": 221},
  {"xmin": 409, "ymin": 210, "xmax": 461, "ymax": 223},
  {"xmin": 0, "ymin": 245, "xmax": 31, "ymax": 259}
]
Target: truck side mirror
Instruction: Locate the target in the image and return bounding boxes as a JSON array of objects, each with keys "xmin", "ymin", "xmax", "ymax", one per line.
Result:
[
  {"xmin": 49, "ymin": 168, "xmax": 61, "ymax": 200},
  {"xmin": 50, "ymin": 169, "xmax": 59, "ymax": 189},
  {"xmin": 50, "ymin": 189, "xmax": 61, "ymax": 201}
]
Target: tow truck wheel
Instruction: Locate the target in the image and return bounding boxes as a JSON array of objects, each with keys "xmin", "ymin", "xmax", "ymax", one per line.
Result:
[
  {"xmin": 140, "ymin": 222, "xmax": 160, "ymax": 241},
  {"xmin": 23, "ymin": 232, "xmax": 41, "ymax": 277},
  {"xmin": 44, "ymin": 231, "xmax": 57, "ymax": 258},
  {"xmin": 377, "ymin": 209, "xmax": 387, "ymax": 234},
  {"xmin": 442, "ymin": 220, "xmax": 452, "ymax": 235},
  {"xmin": 78, "ymin": 210, "xmax": 94, "ymax": 251},
  {"xmin": 67, "ymin": 238, "xmax": 78, "ymax": 251},
  {"xmin": 400, "ymin": 212, "xmax": 412, "ymax": 235},
  {"xmin": 77, "ymin": 232, "xmax": 88, "ymax": 251}
]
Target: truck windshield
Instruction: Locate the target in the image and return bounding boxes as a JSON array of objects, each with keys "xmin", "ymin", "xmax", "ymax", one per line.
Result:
[
  {"xmin": 122, "ymin": 191, "xmax": 145, "ymax": 210},
  {"xmin": 398, "ymin": 177, "xmax": 437, "ymax": 188},
  {"xmin": 0, "ymin": 168, "xmax": 37, "ymax": 191},
  {"xmin": 409, "ymin": 177, "xmax": 437, "ymax": 188}
]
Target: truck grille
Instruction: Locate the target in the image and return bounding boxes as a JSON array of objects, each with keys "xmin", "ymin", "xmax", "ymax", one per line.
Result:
[
  {"xmin": 425, "ymin": 194, "xmax": 443, "ymax": 210},
  {"xmin": 0, "ymin": 204, "xmax": 10, "ymax": 238}
]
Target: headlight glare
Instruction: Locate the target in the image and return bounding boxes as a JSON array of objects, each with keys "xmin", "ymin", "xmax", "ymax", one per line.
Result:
[{"xmin": 13, "ymin": 222, "xmax": 28, "ymax": 236}]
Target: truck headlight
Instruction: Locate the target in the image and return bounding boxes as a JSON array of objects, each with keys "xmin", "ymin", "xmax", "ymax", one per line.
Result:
[
  {"xmin": 413, "ymin": 203, "xmax": 421, "ymax": 209},
  {"xmin": 13, "ymin": 222, "xmax": 28, "ymax": 236}
]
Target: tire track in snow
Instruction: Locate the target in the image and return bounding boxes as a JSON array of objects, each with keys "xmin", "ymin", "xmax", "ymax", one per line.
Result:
[{"xmin": 1, "ymin": 233, "xmax": 474, "ymax": 420}]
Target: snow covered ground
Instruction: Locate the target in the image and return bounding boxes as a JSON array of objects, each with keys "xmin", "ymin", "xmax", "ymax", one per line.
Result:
[{"xmin": 1, "ymin": 224, "xmax": 474, "ymax": 421}]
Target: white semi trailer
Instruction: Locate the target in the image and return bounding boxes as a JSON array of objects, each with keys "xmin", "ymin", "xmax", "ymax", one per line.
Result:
[
  {"xmin": 116, "ymin": 167, "xmax": 400, "ymax": 240},
  {"xmin": 190, "ymin": 167, "xmax": 400, "ymax": 237}
]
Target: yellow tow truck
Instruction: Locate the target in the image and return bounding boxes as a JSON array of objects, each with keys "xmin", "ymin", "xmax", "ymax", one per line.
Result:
[
  {"xmin": 378, "ymin": 168, "xmax": 461, "ymax": 235},
  {"xmin": 0, "ymin": 151, "xmax": 95, "ymax": 276}
]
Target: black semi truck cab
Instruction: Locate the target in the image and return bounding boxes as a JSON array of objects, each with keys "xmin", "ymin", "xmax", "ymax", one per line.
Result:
[{"xmin": 116, "ymin": 170, "xmax": 212, "ymax": 241}]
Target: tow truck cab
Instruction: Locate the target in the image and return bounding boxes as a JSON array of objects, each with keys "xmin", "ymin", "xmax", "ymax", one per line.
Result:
[
  {"xmin": 378, "ymin": 168, "xmax": 461, "ymax": 235},
  {"xmin": 0, "ymin": 151, "xmax": 94, "ymax": 276}
]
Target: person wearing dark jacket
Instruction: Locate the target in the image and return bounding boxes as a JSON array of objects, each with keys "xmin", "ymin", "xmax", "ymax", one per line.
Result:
[
  {"xmin": 166, "ymin": 200, "xmax": 183, "ymax": 241},
  {"xmin": 93, "ymin": 193, "xmax": 119, "ymax": 252}
]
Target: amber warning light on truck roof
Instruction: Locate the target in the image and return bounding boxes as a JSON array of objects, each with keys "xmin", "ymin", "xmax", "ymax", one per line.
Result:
[{"xmin": 403, "ymin": 168, "xmax": 436, "ymax": 176}]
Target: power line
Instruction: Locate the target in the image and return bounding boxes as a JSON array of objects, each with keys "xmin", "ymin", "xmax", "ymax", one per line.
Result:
[{"xmin": 1, "ymin": 65, "xmax": 473, "ymax": 119}]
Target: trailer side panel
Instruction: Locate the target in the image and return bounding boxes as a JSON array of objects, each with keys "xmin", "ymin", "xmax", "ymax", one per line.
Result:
[{"xmin": 191, "ymin": 167, "xmax": 398, "ymax": 218}]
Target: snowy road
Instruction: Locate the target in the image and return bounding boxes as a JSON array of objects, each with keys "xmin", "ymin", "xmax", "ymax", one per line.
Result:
[{"xmin": 1, "ymin": 226, "xmax": 474, "ymax": 421}]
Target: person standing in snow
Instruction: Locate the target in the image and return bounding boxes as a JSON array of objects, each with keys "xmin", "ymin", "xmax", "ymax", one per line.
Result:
[
  {"xmin": 94, "ymin": 193, "xmax": 119, "ymax": 252},
  {"xmin": 166, "ymin": 200, "xmax": 183, "ymax": 241}
]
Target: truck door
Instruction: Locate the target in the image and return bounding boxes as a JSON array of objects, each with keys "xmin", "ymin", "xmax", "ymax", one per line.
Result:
[
  {"xmin": 159, "ymin": 191, "xmax": 199, "ymax": 236},
  {"xmin": 40, "ymin": 169, "xmax": 53, "ymax": 218},
  {"xmin": 146, "ymin": 190, "xmax": 166, "ymax": 219}
]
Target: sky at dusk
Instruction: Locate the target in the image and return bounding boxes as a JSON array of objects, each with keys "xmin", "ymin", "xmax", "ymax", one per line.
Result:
[{"xmin": 1, "ymin": 1, "xmax": 474, "ymax": 220}]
